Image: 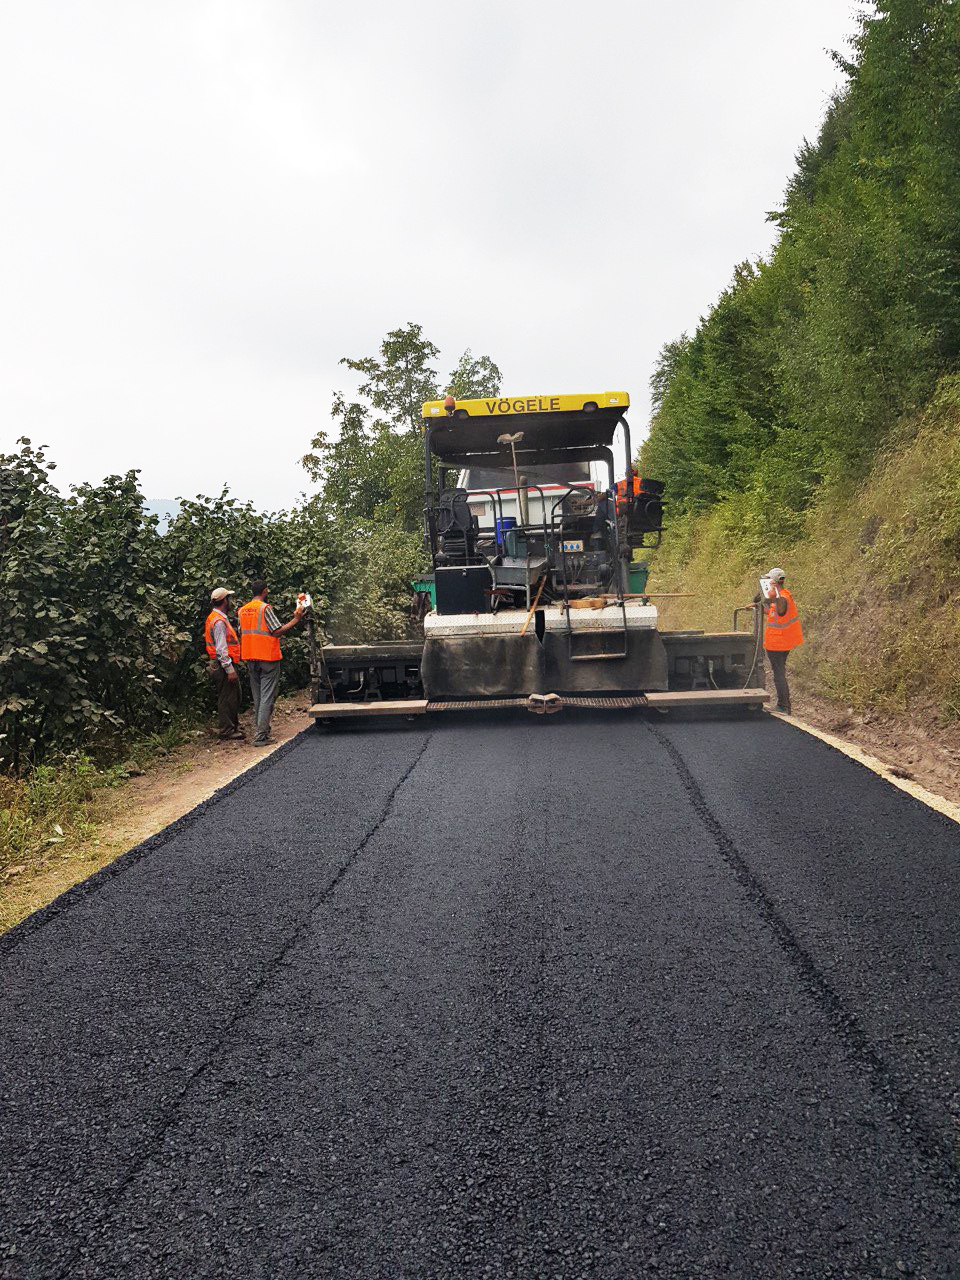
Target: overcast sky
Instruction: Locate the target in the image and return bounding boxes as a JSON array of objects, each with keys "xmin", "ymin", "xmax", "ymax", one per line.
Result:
[{"xmin": 1, "ymin": 1, "xmax": 867, "ymax": 509}]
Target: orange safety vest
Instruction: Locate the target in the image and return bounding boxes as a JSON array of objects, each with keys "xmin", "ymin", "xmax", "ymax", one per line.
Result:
[
  {"xmin": 615, "ymin": 475, "xmax": 643, "ymax": 513},
  {"xmin": 764, "ymin": 586, "xmax": 804, "ymax": 652},
  {"xmin": 204, "ymin": 609, "xmax": 241, "ymax": 663},
  {"xmin": 238, "ymin": 598, "xmax": 283, "ymax": 662}
]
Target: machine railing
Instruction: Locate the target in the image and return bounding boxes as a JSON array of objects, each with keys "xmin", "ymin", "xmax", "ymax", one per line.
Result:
[
  {"xmin": 733, "ymin": 603, "xmax": 761, "ymax": 633},
  {"xmin": 427, "ymin": 477, "xmax": 630, "ymax": 625},
  {"xmin": 549, "ymin": 487, "xmax": 629, "ymax": 661}
]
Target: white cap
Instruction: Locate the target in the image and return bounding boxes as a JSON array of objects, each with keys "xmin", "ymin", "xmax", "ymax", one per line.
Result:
[
  {"xmin": 767, "ymin": 567, "xmax": 786, "ymax": 583},
  {"xmin": 210, "ymin": 586, "xmax": 234, "ymax": 602}
]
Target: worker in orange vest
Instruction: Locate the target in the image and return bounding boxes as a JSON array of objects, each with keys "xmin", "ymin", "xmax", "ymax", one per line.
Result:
[
  {"xmin": 205, "ymin": 587, "xmax": 244, "ymax": 740},
  {"xmin": 615, "ymin": 474, "xmax": 643, "ymax": 514},
  {"xmin": 238, "ymin": 580, "xmax": 304, "ymax": 747},
  {"xmin": 758, "ymin": 567, "xmax": 804, "ymax": 714}
]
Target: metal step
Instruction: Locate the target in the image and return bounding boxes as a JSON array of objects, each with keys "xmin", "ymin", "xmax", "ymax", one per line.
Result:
[
  {"xmin": 311, "ymin": 699, "xmax": 428, "ymax": 719},
  {"xmin": 644, "ymin": 689, "xmax": 767, "ymax": 707}
]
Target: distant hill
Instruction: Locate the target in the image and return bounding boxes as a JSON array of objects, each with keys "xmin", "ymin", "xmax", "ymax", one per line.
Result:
[{"xmin": 145, "ymin": 499, "xmax": 180, "ymax": 528}]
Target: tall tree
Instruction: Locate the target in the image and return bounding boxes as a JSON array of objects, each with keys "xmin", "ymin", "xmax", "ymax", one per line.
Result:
[
  {"xmin": 446, "ymin": 349, "xmax": 502, "ymax": 400},
  {"xmin": 341, "ymin": 322, "xmax": 440, "ymax": 436},
  {"xmin": 642, "ymin": 0, "xmax": 960, "ymax": 524},
  {"xmin": 649, "ymin": 335, "xmax": 691, "ymax": 413},
  {"xmin": 304, "ymin": 324, "xmax": 502, "ymax": 529}
]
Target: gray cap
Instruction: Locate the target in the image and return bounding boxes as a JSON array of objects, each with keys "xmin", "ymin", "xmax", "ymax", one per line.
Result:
[
  {"xmin": 210, "ymin": 586, "xmax": 235, "ymax": 602},
  {"xmin": 767, "ymin": 567, "xmax": 786, "ymax": 583}
]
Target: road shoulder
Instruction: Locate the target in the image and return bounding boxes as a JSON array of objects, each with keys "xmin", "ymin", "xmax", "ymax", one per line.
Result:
[{"xmin": 772, "ymin": 708, "xmax": 960, "ymax": 826}]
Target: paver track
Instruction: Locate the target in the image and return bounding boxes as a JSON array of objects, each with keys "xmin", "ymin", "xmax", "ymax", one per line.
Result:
[{"xmin": 1, "ymin": 713, "xmax": 959, "ymax": 1278}]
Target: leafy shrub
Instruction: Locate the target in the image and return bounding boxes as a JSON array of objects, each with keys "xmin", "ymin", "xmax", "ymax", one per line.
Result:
[
  {"xmin": 0, "ymin": 441, "xmax": 426, "ymax": 771},
  {"xmin": 1, "ymin": 323, "xmax": 499, "ymax": 769}
]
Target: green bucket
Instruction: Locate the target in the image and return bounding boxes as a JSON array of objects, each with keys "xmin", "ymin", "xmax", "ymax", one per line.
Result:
[{"xmin": 628, "ymin": 562, "xmax": 650, "ymax": 594}]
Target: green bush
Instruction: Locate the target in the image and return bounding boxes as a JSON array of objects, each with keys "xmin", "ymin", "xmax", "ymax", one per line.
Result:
[
  {"xmin": 1, "ymin": 322, "xmax": 498, "ymax": 770},
  {"xmin": 0, "ymin": 443, "xmax": 423, "ymax": 771}
]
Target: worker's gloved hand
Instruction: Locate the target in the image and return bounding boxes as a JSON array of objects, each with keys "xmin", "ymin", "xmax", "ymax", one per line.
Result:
[{"xmin": 227, "ymin": 667, "xmax": 238, "ymax": 683}]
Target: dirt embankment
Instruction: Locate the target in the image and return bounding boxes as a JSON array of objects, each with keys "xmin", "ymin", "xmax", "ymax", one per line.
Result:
[{"xmin": 1, "ymin": 694, "xmax": 314, "ymax": 934}]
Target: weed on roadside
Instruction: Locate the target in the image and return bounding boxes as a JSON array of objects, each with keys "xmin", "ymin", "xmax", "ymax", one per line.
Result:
[
  {"xmin": 0, "ymin": 718, "xmax": 194, "ymax": 879},
  {"xmin": 1, "ymin": 755, "xmax": 102, "ymax": 875}
]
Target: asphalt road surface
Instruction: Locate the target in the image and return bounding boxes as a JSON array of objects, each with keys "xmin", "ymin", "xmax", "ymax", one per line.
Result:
[{"xmin": 2, "ymin": 713, "xmax": 960, "ymax": 1279}]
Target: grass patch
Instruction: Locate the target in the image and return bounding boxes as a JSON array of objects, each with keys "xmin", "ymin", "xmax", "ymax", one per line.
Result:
[
  {"xmin": 0, "ymin": 720, "xmax": 193, "ymax": 880},
  {"xmin": 1, "ymin": 755, "xmax": 104, "ymax": 875}
]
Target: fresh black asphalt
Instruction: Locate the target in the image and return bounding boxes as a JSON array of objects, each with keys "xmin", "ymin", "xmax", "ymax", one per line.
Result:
[{"xmin": 2, "ymin": 713, "xmax": 959, "ymax": 1278}]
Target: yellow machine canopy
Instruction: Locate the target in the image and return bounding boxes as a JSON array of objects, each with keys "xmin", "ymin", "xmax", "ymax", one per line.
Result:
[{"xmin": 423, "ymin": 392, "xmax": 630, "ymax": 464}]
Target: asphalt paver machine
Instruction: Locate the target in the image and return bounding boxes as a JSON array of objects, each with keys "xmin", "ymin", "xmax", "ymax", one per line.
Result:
[{"xmin": 309, "ymin": 392, "xmax": 767, "ymax": 721}]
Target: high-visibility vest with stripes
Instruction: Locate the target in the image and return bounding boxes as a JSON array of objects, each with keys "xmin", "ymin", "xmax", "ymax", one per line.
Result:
[
  {"xmin": 204, "ymin": 609, "xmax": 241, "ymax": 663},
  {"xmin": 764, "ymin": 586, "xmax": 804, "ymax": 652},
  {"xmin": 238, "ymin": 598, "xmax": 283, "ymax": 662}
]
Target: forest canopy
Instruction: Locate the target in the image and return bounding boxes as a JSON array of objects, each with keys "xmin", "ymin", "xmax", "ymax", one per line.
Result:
[{"xmin": 640, "ymin": 0, "xmax": 960, "ymax": 544}]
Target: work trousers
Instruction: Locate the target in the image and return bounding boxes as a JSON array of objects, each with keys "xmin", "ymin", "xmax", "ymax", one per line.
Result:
[
  {"xmin": 209, "ymin": 660, "xmax": 241, "ymax": 735},
  {"xmin": 247, "ymin": 659, "xmax": 281, "ymax": 745},
  {"xmin": 766, "ymin": 649, "xmax": 791, "ymax": 713}
]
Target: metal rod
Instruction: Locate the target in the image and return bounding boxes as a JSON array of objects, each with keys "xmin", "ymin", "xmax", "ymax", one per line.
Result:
[
  {"xmin": 497, "ymin": 431, "xmax": 524, "ymax": 495},
  {"xmin": 520, "ymin": 576, "xmax": 547, "ymax": 637}
]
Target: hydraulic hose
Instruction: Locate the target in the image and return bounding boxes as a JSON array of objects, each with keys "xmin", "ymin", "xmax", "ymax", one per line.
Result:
[{"xmin": 741, "ymin": 602, "xmax": 764, "ymax": 690}]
